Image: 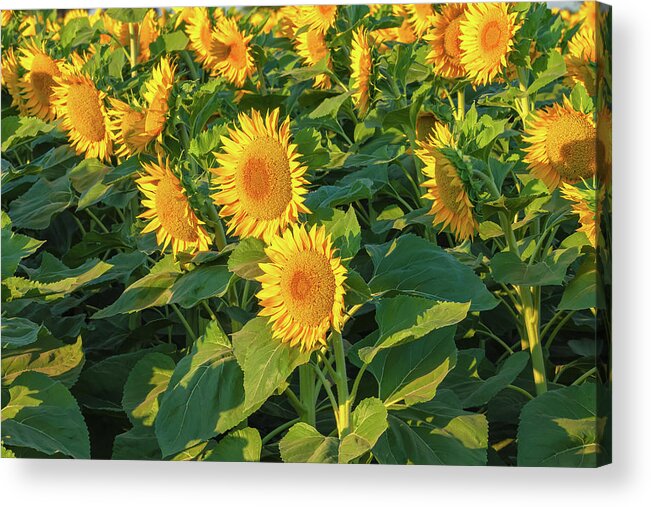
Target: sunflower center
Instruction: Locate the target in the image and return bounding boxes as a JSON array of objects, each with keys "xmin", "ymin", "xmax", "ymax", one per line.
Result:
[
  {"xmin": 227, "ymin": 39, "xmax": 247, "ymax": 68},
  {"xmin": 30, "ymin": 53, "xmax": 60, "ymax": 105},
  {"xmin": 235, "ymin": 136, "xmax": 293, "ymax": 220},
  {"xmin": 545, "ymin": 114, "xmax": 596, "ymax": 182},
  {"xmin": 281, "ymin": 250, "xmax": 336, "ymax": 326},
  {"xmin": 443, "ymin": 17, "xmax": 463, "ymax": 60},
  {"xmin": 435, "ymin": 160, "xmax": 464, "ymax": 212},
  {"xmin": 480, "ymin": 20, "xmax": 505, "ymax": 55},
  {"xmin": 155, "ymin": 174, "xmax": 199, "ymax": 242},
  {"xmin": 66, "ymin": 83, "xmax": 106, "ymax": 142}
]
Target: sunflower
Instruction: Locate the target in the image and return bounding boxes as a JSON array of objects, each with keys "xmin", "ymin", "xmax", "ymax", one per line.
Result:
[
  {"xmin": 63, "ymin": 9, "xmax": 88, "ymax": 25},
  {"xmin": 372, "ymin": 4, "xmax": 417, "ymax": 49},
  {"xmin": 417, "ymin": 133, "xmax": 477, "ymax": 241},
  {"xmin": 1, "ymin": 47, "xmax": 26, "ymax": 114},
  {"xmin": 51, "ymin": 70, "xmax": 113, "ymax": 161},
  {"xmin": 596, "ymin": 107, "xmax": 612, "ymax": 184},
  {"xmin": 560, "ymin": 182, "xmax": 600, "ymax": 247},
  {"xmin": 184, "ymin": 7, "xmax": 219, "ymax": 69},
  {"xmin": 425, "ymin": 3, "xmax": 468, "ymax": 80},
  {"xmin": 405, "ymin": 3, "xmax": 435, "ymax": 38},
  {"xmin": 249, "ymin": 8, "xmax": 279, "ymax": 34},
  {"xmin": 459, "ymin": 2, "xmax": 519, "ymax": 86},
  {"xmin": 18, "ymin": 42, "xmax": 63, "ymax": 121},
  {"xmin": 141, "ymin": 57, "xmax": 176, "ymax": 144},
  {"xmin": 138, "ymin": 10, "xmax": 160, "ymax": 63},
  {"xmin": 416, "ymin": 113, "xmax": 454, "ymax": 145},
  {"xmin": 108, "ymin": 98, "xmax": 148, "ymax": 159},
  {"xmin": 566, "ymin": 28, "xmax": 597, "ymax": 96},
  {"xmin": 136, "ymin": 157, "xmax": 212, "ymax": 256},
  {"xmin": 2, "ymin": 10, "xmax": 13, "ymax": 27},
  {"xmin": 276, "ymin": 6, "xmax": 302, "ymax": 39},
  {"xmin": 256, "ymin": 224, "xmax": 347, "ymax": 352},
  {"xmin": 212, "ymin": 17, "xmax": 255, "ymax": 87},
  {"xmin": 297, "ymin": 5, "xmax": 338, "ymax": 34},
  {"xmin": 351, "ymin": 27, "xmax": 373, "ymax": 116},
  {"xmin": 294, "ymin": 27, "xmax": 331, "ymax": 89},
  {"xmin": 523, "ymin": 98, "xmax": 598, "ymax": 190},
  {"xmin": 19, "ymin": 15, "xmax": 37, "ymax": 37},
  {"xmin": 211, "ymin": 108, "xmax": 310, "ymax": 243}
]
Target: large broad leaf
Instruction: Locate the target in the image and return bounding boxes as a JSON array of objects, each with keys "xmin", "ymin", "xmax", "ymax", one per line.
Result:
[
  {"xmin": 1, "ymin": 317, "xmax": 42, "ymax": 350},
  {"xmin": 373, "ymin": 396, "xmax": 488, "ymax": 466},
  {"xmin": 367, "ymin": 234, "xmax": 497, "ymax": 311},
  {"xmin": 122, "ymin": 352, "xmax": 175, "ymax": 429},
  {"xmin": 112, "ymin": 427, "xmax": 162, "ymax": 461},
  {"xmin": 491, "ymin": 248, "xmax": 580, "ymax": 286},
  {"xmin": 105, "ymin": 8, "xmax": 149, "ymax": 22},
  {"xmin": 305, "ymin": 178, "xmax": 375, "ymax": 210},
  {"xmin": 306, "ymin": 206, "xmax": 361, "ymax": 261},
  {"xmin": 1, "ymin": 371, "xmax": 90, "ymax": 459},
  {"xmin": 2, "ymin": 332, "xmax": 85, "ymax": 388},
  {"xmin": 169, "ymin": 264, "xmax": 231, "ymax": 308},
  {"xmin": 8, "ymin": 176, "xmax": 73, "ymax": 230},
  {"xmin": 155, "ymin": 322, "xmax": 246, "ymax": 457},
  {"xmin": 368, "ymin": 326, "xmax": 457, "ymax": 406},
  {"xmin": 1, "ymin": 212, "xmax": 44, "ymax": 278},
  {"xmin": 358, "ymin": 296, "xmax": 468, "ymax": 363},
  {"xmin": 232, "ymin": 317, "xmax": 311, "ymax": 414},
  {"xmin": 279, "ymin": 423, "xmax": 339, "ymax": 463},
  {"xmin": 202, "ymin": 427, "xmax": 262, "ymax": 462},
  {"xmin": 338, "ymin": 397, "xmax": 388, "ymax": 464},
  {"xmin": 92, "ymin": 271, "xmax": 179, "ymax": 319},
  {"xmin": 74, "ymin": 346, "xmax": 172, "ymax": 411},
  {"xmin": 441, "ymin": 350, "xmax": 530, "ymax": 408},
  {"xmin": 227, "ymin": 237, "xmax": 268, "ymax": 280},
  {"xmin": 559, "ymin": 254, "xmax": 604, "ymax": 310},
  {"xmin": 517, "ymin": 384, "xmax": 610, "ymax": 467}
]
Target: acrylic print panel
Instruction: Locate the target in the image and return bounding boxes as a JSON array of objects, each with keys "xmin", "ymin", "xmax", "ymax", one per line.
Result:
[{"xmin": 0, "ymin": 2, "xmax": 611, "ymax": 467}]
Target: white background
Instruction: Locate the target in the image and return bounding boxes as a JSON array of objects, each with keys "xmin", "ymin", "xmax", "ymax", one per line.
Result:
[{"xmin": 1, "ymin": 0, "xmax": 650, "ymax": 505}]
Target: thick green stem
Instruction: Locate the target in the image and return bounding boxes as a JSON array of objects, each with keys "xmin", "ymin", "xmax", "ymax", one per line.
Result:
[
  {"xmin": 128, "ymin": 23, "xmax": 138, "ymax": 78},
  {"xmin": 456, "ymin": 87, "xmax": 465, "ymax": 122},
  {"xmin": 299, "ymin": 364, "xmax": 316, "ymax": 427},
  {"xmin": 332, "ymin": 331, "xmax": 351, "ymax": 438},
  {"xmin": 517, "ymin": 67, "xmax": 530, "ymax": 128}
]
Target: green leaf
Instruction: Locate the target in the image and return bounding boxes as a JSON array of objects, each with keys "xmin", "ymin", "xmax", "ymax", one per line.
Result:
[
  {"xmin": 202, "ymin": 427, "xmax": 262, "ymax": 462},
  {"xmin": 344, "ymin": 269, "xmax": 371, "ymax": 306},
  {"xmin": 491, "ymin": 248, "xmax": 580, "ymax": 286},
  {"xmin": 92, "ymin": 271, "xmax": 179, "ymax": 319},
  {"xmin": 169, "ymin": 265, "xmax": 232, "ymax": 308},
  {"xmin": 1, "ymin": 213, "xmax": 45, "ymax": 278},
  {"xmin": 8, "ymin": 176, "xmax": 73, "ymax": 230},
  {"xmin": 161, "ymin": 30, "xmax": 189, "ymax": 52},
  {"xmin": 105, "ymin": 8, "xmax": 149, "ymax": 23},
  {"xmin": 306, "ymin": 206, "xmax": 361, "ymax": 260},
  {"xmin": 279, "ymin": 423, "xmax": 339, "ymax": 463},
  {"xmin": 368, "ymin": 326, "xmax": 457, "ymax": 406},
  {"xmin": 518, "ymin": 384, "xmax": 610, "ymax": 467},
  {"xmin": 305, "ymin": 178, "xmax": 375, "ymax": 210},
  {"xmin": 68, "ymin": 158, "xmax": 111, "ymax": 210},
  {"xmin": 1, "ymin": 372, "xmax": 90, "ymax": 459},
  {"xmin": 373, "ymin": 398, "xmax": 488, "ymax": 466},
  {"xmin": 569, "ymin": 82, "xmax": 594, "ymax": 113},
  {"xmin": 308, "ymin": 91, "xmax": 353, "ymax": 119},
  {"xmin": 339, "ymin": 397, "xmax": 388, "ymax": 463},
  {"xmin": 441, "ymin": 350, "xmax": 530, "ymax": 408},
  {"xmin": 367, "ymin": 234, "xmax": 497, "ymax": 311},
  {"xmin": 559, "ymin": 254, "xmax": 603, "ymax": 310},
  {"xmin": 155, "ymin": 322, "xmax": 246, "ymax": 456},
  {"xmin": 1, "ymin": 116, "xmax": 61, "ymax": 150},
  {"xmin": 112, "ymin": 427, "xmax": 161, "ymax": 461},
  {"xmin": 122, "ymin": 352, "xmax": 175, "ymax": 429},
  {"xmin": 359, "ymin": 296, "xmax": 468, "ymax": 363},
  {"xmin": 1, "ymin": 317, "xmax": 42, "ymax": 349},
  {"xmin": 2, "ymin": 333, "xmax": 85, "ymax": 388},
  {"xmin": 227, "ymin": 237, "xmax": 268, "ymax": 280},
  {"xmin": 527, "ymin": 50, "xmax": 567, "ymax": 95},
  {"xmin": 232, "ymin": 317, "xmax": 311, "ymax": 414}
]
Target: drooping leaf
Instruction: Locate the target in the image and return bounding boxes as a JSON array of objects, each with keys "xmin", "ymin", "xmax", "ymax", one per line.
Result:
[
  {"xmin": 232, "ymin": 317, "xmax": 310, "ymax": 414},
  {"xmin": 367, "ymin": 234, "xmax": 497, "ymax": 311},
  {"xmin": 491, "ymin": 248, "xmax": 581, "ymax": 286},
  {"xmin": 279, "ymin": 423, "xmax": 339, "ymax": 464},
  {"xmin": 339, "ymin": 397, "xmax": 388, "ymax": 463},
  {"xmin": 202, "ymin": 427, "xmax": 262, "ymax": 462},
  {"xmin": 169, "ymin": 264, "xmax": 231, "ymax": 308},
  {"xmin": 227, "ymin": 237, "xmax": 268, "ymax": 280},
  {"xmin": 518, "ymin": 384, "xmax": 610, "ymax": 467},
  {"xmin": 155, "ymin": 322, "xmax": 246, "ymax": 456},
  {"xmin": 1, "ymin": 372, "xmax": 90, "ymax": 459}
]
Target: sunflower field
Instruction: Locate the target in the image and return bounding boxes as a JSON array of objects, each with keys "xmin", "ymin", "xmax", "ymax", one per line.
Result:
[{"xmin": 0, "ymin": 2, "xmax": 611, "ymax": 467}]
